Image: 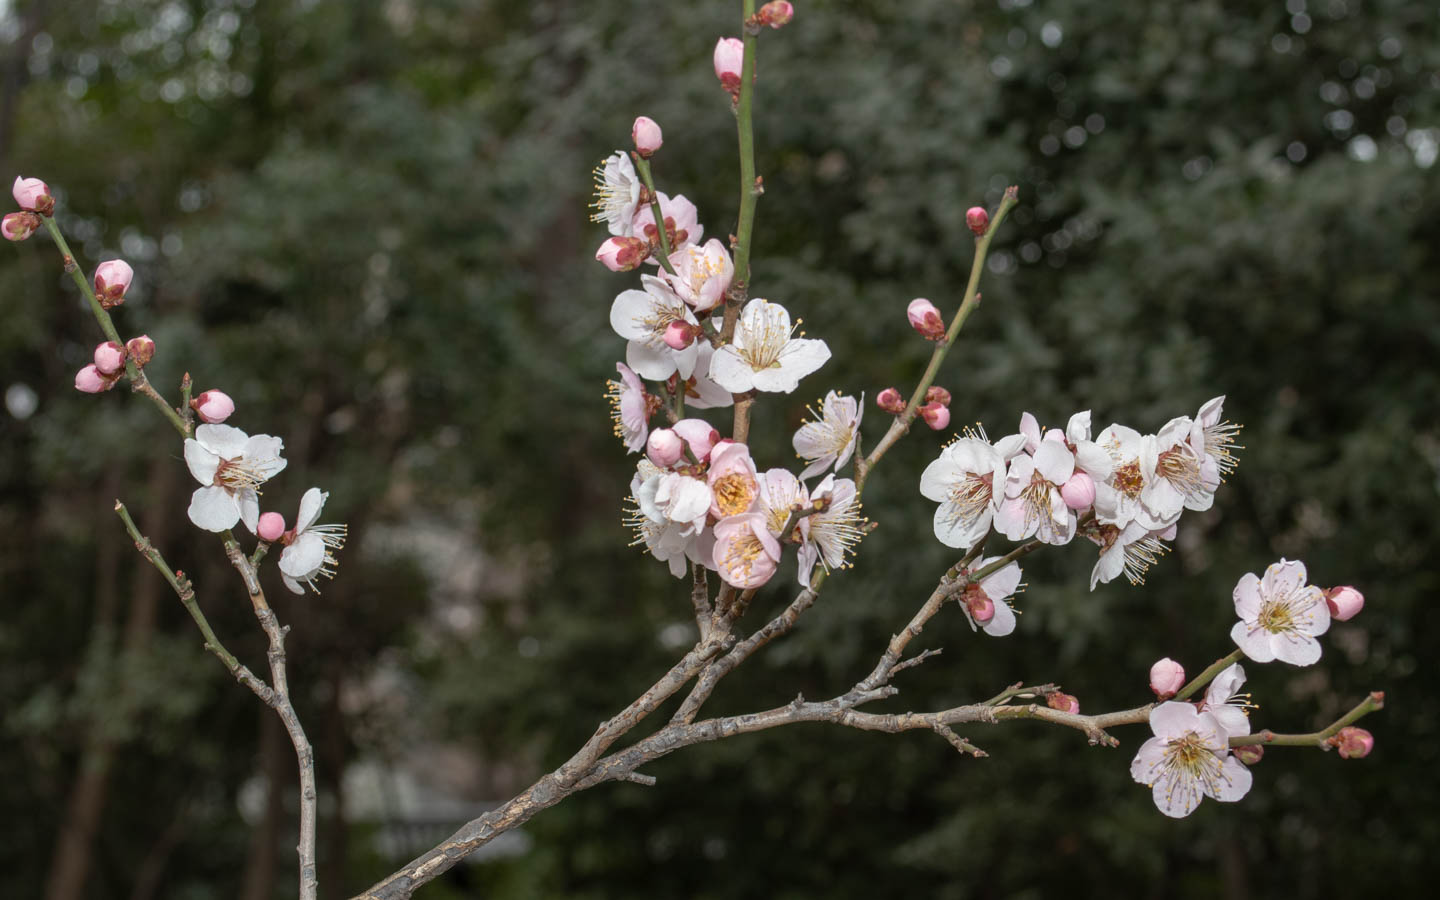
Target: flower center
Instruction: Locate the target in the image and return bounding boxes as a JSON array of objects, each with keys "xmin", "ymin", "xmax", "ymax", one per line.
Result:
[
  {"xmin": 944, "ymin": 473, "xmax": 993, "ymax": 529},
  {"xmin": 809, "ymin": 499, "xmax": 868, "ymax": 572},
  {"xmin": 1156, "ymin": 445, "xmax": 1205, "ymax": 499},
  {"xmin": 719, "ymin": 530, "xmax": 767, "ymax": 582},
  {"xmin": 713, "ymin": 472, "xmax": 757, "ymax": 517},
  {"xmin": 1257, "ymin": 598, "xmax": 1297, "ymax": 633},
  {"xmin": 1120, "ymin": 532, "xmax": 1169, "ymax": 585},
  {"xmin": 1204, "ymin": 420, "xmax": 1244, "ymax": 475},
  {"xmin": 1112, "ymin": 460, "xmax": 1144, "ymax": 499},
  {"xmin": 215, "ymin": 457, "xmax": 267, "ymax": 493},
  {"xmin": 1160, "ymin": 731, "xmax": 1225, "ymax": 791},
  {"xmin": 589, "ymin": 159, "xmax": 635, "ymax": 227},
  {"xmin": 739, "ymin": 303, "xmax": 795, "ymax": 370}
]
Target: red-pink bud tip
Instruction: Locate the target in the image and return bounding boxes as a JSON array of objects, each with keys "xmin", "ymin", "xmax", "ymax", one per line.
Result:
[
  {"xmin": 713, "ymin": 37, "xmax": 745, "ymax": 97},
  {"xmin": 966, "ymin": 206, "xmax": 990, "ymax": 236},
  {"xmin": 596, "ymin": 236, "xmax": 650, "ymax": 272},
  {"xmin": 191, "ymin": 389, "xmax": 235, "ymax": 424},
  {"xmin": 74, "ymin": 364, "xmax": 113, "ymax": 394},
  {"xmin": 257, "ymin": 511, "xmax": 286, "ymax": 543},
  {"xmin": 125, "ymin": 335, "xmax": 156, "ymax": 367},
  {"xmin": 906, "ymin": 298, "xmax": 947, "ymax": 341},
  {"xmin": 1233, "ymin": 744, "xmax": 1265, "ymax": 766},
  {"xmin": 920, "ymin": 401, "xmax": 950, "ymax": 431},
  {"xmin": 663, "ymin": 320, "xmax": 697, "ymax": 350},
  {"xmin": 1325, "ymin": 585, "xmax": 1364, "ymax": 622},
  {"xmin": 924, "ymin": 385, "xmax": 952, "ymax": 407},
  {"xmin": 964, "ymin": 591, "xmax": 995, "ymax": 625},
  {"xmin": 631, "ymin": 116, "xmax": 663, "ymax": 157},
  {"xmin": 93, "ymin": 341, "xmax": 127, "ymax": 376},
  {"xmin": 876, "ymin": 387, "xmax": 905, "ymax": 415},
  {"xmin": 12, "ymin": 176, "xmax": 53, "ymax": 215},
  {"xmin": 1332, "ymin": 726, "xmax": 1374, "ymax": 759},
  {"xmin": 1047, "ymin": 692, "xmax": 1080, "ymax": 715},
  {"xmin": 756, "ymin": 1, "xmax": 794, "ymax": 28},
  {"xmin": 1148, "ymin": 657, "xmax": 1185, "ymax": 700},
  {"xmin": 2, "ymin": 211, "xmax": 41, "ymax": 241},
  {"xmin": 93, "ymin": 259, "xmax": 134, "ymax": 308},
  {"xmin": 1060, "ymin": 471, "xmax": 1096, "ymax": 510}
]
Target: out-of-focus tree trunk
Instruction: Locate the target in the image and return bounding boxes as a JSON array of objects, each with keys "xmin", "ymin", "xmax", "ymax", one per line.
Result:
[{"xmin": 240, "ymin": 710, "xmax": 286, "ymax": 900}]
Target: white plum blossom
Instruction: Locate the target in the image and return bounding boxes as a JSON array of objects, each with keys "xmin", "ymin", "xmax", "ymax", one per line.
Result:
[
  {"xmin": 792, "ymin": 390, "xmax": 863, "ymax": 480},
  {"xmin": 1087, "ymin": 521, "xmax": 1175, "ymax": 590},
  {"xmin": 1190, "ymin": 395, "xmax": 1242, "ymax": 479},
  {"xmin": 1092, "ymin": 424, "xmax": 1169, "ymax": 530},
  {"xmin": 796, "ymin": 475, "xmax": 866, "ymax": 587},
  {"xmin": 631, "ymin": 459, "xmax": 711, "ymax": 536},
  {"xmin": 184, "ymin": 424, "xmax": 287, "ymax": 532},
  {"xmin": 996, "ymin": 439, "xmax": 1076, "ymax": 545},
  {"xmin": 1130, "ymin": 701, "xmax": 1252, "ymax": 818},
  {"xmin": 610, "ymin": 275, "xmax": 701, "ymax": 381},
  {"xmin": 676, "ymin": 342, "xmax": 734, "ymax": 409},
  {"xmin": 756, "ymin": 468, "xmax": 808, "ymax": 539},
  {"xmin": 1231, "ymin": 558, "xmax": 1330, "ymax": 666},
  {"xmin": 919, "ymin": 435, "xmax": 1007, "ymax": 550},
  {"xmin": 606, "ymin": 363, "xmax": 652, "ymax": 453},
  {"xmin": 955, "ymin": 557, "xmax": 1023, "ymax": 637},
  {"xmin": 278, "ymin": 487, "xmax": 348, "ymax": 595},
  {"xmin": 627, "ymin": 506, "xmax": 707, "ymax": 579},
  {"xmin": 590, "ymin": 151, "xmax": 642, "ymax": 236},
  {"xmin": 709, "ymin": 298, "xmax": 830, "ymax": 394},
  {"xmin": 664, "ymin": 238, "xmax": 733, "ymax": 313},
  {"xmin": 1200, "ymin": 662, "xmax": 1254, "ymax": 739},
  {"xmin": 1146, "ymin": 415, "xmax": 1213, "ymax": 519}
]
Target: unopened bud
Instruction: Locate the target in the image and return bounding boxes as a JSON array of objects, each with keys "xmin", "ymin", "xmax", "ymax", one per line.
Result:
[
  {"xmin": 920, "ymin": 401, "xmax": 950, "ymax": 431},
  {"xmin": 191, "ymin": 389, "xmax": 235, "ymax": 424},
  {"xmin": 1332, "ymin": 726, "xmax": 1374, "ymax": 759},
  {"xmin": 125, "ymin": 335, "xmax": 156, "ymax": 367},
  {"xmin": 966, "ymin": 206, "xmax": 990, "ymax": 236},
  {"xmin": 12, "ymin": 176, "xmax": 53, "ymax": 215},
  {"xmin": 907, "ymin": 298, "xmax": 946, "ymax": 341},
  {"xmin": 1233, "ymin": 744, "xmax": 1265, "ymax": 766},
  {"xmin": 1060, "ymin": 471, "xmax": 1096, "ymax": 510},
  {"xmin": 1148, "ymin": 657, "xmax": 1185, "ymax": 700},
  {"xmin": 963, "ymin": 590, "xmax": 995, "ymax": 624},
  {"xmin": 646, "ymin": 428, "xmax": 685, "ymax": 468},
  {"xmin": 925, "ymin": 385, "xmax": 952, "ymax": 407},
  {"xmin": 713, "ymin": 37, "xmax": 745, "ymax": 97},
  {"xmin": 1047, "ymin": 692, "xmax": 1080, "ymax": 715},
  {"xmin": 596, "ymin": 236, "xmax": 649, "ymax": 272},
  {"xmin": 663, "ymin": 320, "xmax": 697, "ymax": 350},
  {"xmin": 672, "ymin": 417, "xmax": 720, "ymax": 463},
  {"xmin": 257, "ymin": 511, "xmax": 286, "ymax": 543},
  {"xmin": 757, "ymin": 1, "xmax": 794, "ymax": 28},
  {"xmin": 1325, "ymin": 585, "xmax": 1364, "ymax": 622},
  {"xmin": 92, "ymin": 341, "xmax": 127, "ymax": 375},
  {"xmin": 2, "ymin": 211, "xmax": 41, "ymax": 241},
  {"xmin": 74, "ymin": 364, "xmax": 113, "ymax": 394},
  {"xmin": 876, "ymin": 387, "xmax": 905, "ymax": 415},
  {"xmin": 93, "ymin": 259, "xmax": 134, "ymax": 308},
  {"xmin": 632, "ymin": 116, "xmax": 663, "ymax": 157}
]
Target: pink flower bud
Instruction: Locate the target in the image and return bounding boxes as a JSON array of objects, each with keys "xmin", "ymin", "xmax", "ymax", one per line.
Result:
[
  {"xmin": 92, "ymin": 341, "xmax": 127, "ymax": 375},
  {"xmin": 2, "ymin": 211, "xmax": 40, "ymax": 241},
  {"xmin": 1325, "ymin": 585, "xmax": 1364, "ymax": 621},
  {"xmin": 1060, "ymin": 471, "xmax": 1096, "ymax": 510},
  {"xmin": 595, "ymin": 236, "xmax": 650, "ymax": 272},
  {"xmin": 966, "ymin": 206, "xmax": 990, "ymax": 236},
  {"xmin": 12, "ymin": 176, "xmax": 52, "ymax": 214},
  {"xmin": 1148, "ymin": 657, "xmax": 1185, "ymax": 700},
  {"xmin": 191, "ymin": 389, "xmax": 235, "ymax": 424},
  {"xmin": 920, "ymin": 401, "xmax": 950, "ymax": 431},
  {"xmin": 962, "ymin": 588, "xmax": 995, "ymax": 624},
  {"xmin": 907, "ymin": 298, "xmax": 946, "ymax": 341},
  {"xmin": 125, "ymin": 335, "xmax": 156, "ymax": 367},
  {"xmin": 663, "ymin": 320, "xmax": 696, "ymax": 350},
  {"xmin": 672, "ymin": 417, "xmax": 720, "ymax": 463},
  {"xmin": 1332, "ymin": 726, "xmax": 1374, "ymax": 760},
  {"xmin": 257, "ymin": 512, "xmax": 287, "ymax": 543},
  {"xmin": 93, "ymin": 260, "xmax": 134, "ymax": 308},
  {"xmin": 757, "ymin": 1, "xmax": 794, "ymax": 28},
  {"xmin": 1233, "ymin": 744, "xmax": 1265, "ymax": 766},
  {"xmin": 713, "ymin": 37, "xmax": 745, "ymax": 96},
  {"xmin": 1047, "ymin": 692, "xmax": 1080, "ymax": 715},
  {"xmin": 876, "ymin": 387, "xmax": 905, "ymax": 415},
  {"xmin": 646, "ymin": 428, "xmax": 685, "ymax": 468},
  {"xmin": 632, "ymin": 116, "xmax": 663, "ymax": 157},
  {"xmin": 74, "ymin": 364, "xmax": 111, "ymax": 393},
  {"xmin": 924, "ymin": 385, "xmax": 952, "ymax": 407}
]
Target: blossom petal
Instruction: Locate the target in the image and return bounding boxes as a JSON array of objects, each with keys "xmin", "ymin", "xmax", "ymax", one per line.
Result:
[
  {"xmin": 280, "ymin": 532, "xmax": 325, "ymax": 577},
  {"xmin": 1130, "ymin": 736, "xmax": 1168, "ymax": 784},
  {"xmin": 1149, "ymin": 700, "xmax": 1201, "ymax": 739},
  {"xmin": 1209, "ymin": 754, "xmax": 1253, "ymax": 802},
  {"xmin": 188, "ymin": 486, "xmax": 240, "ymax": 532},
  {"xmin": 296, "ymin": 487, "xmax": 327, "ymax": 532},
  {"xmin": 981, "ymin": 600, "xmax": 1016, "ymax": 637},
  {"xmin": 1270, "ymin": 631, "xmax": 1323, "ymax": 666},
  {"xmin": 707, "ymin": 346, "xmax": 755, "ymax": 393},
  {"xmin": 1231, "ymin": 621, "xmax": 1277, "ymax": 663},
  {"xmin": 196, "ymin": 423, "xmax": 249, "ymax": 457},
  {"xmin": 184, "ymin": 439, "xmax": 219, "ymax": 485},
  {"xmin": 1232, "ymin": 573, "xmax": 1262, "ymax": 619}
]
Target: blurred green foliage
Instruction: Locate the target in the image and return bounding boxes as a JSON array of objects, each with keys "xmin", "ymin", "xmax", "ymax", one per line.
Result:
[{"xmin": 1, "ymin": 0, "xmax": 1436, "ymax": 897}]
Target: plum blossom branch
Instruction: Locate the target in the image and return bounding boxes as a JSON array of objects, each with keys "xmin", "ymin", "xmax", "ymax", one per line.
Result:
[
  {"xmin": 1174, "ymin": 648, "xmax": 1245, "ymax": 701},
  {"xmin": 1229, "ymin": 691, "xmax": 1385, "ymax": 748},
  {"xmin": 630, "ymin": 153, "xmax": 678, "ymax": 276}
]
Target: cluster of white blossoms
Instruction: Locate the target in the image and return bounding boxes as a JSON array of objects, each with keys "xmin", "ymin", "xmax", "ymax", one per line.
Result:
[
  {"xmin": 183, "ymin": 424, "xmax": 347, "ymax": 595},
  {"xmin": 920, "ymin": 396, "xmax": 1242, "ymax": 593}
]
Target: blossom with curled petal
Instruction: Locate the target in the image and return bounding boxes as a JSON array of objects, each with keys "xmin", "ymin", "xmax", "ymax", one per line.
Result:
[
  {"xmin": 184, "ymin": 424, "xmax": 287, "ymax": 532},
  {"xmin": 1231, "ymin": 558, "xmax": 1330, "ymax": 666},
  {"xmin": 631, "ymin": 458, "xmax": 711, "ymax": 537},
  {"xmin": 1130, "ymin": 701, "xmax": 1252, "ymax": 818},
  {"xmin": 606, "ymin": 362, "xmax": 652, "ymax": 453},
  {"xmin": 1200, "ymin": 662, "xmax": 1254, "ymax": 739},
  {"xmin": 1087, "ymin": 521, "xmax": 1175, "ymax": 590},
  {"xmin": 610, "ymin": 275, "xmax": 701, "ymax": 381},
  {"xmin": 710, "ymin": 298, "xmax": 830, "ymax": 394},
  {"xmin": 797, "ymin": 475, "xmax": 866, "ymax": 587},
  {"xmin": 278, "ymin": 487, "xmax": 348, "ymax": 595},
  {"xmin": 1190, "ymin": 395, "xmax": 1242, "ymax": 479},
  {"xmin": 792, "ymin": 390, "xmax": 862, "ymax": 480}
]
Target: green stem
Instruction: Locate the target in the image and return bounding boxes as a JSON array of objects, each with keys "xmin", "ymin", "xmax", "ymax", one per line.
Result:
[
  {"xmin": 1229, "ymin": 691, "xmax": 1385, "ymax": 748},
  {"xmin": 727, "ymin": 0, "xmax": 760, "ymax": 324},
  {"xmin": 1174, "ymin": 648, "xmax": 1244, "ymax": 702},
  {"xmin": 42, "ymin": 216, "xmax": 191, "ymax": 437},
  {"xmin": 855, "ymin": 187, "xmax": 1020, "ymax": 498},
  {"xmin": 631, "ymin": 154, "xmax": 677, "ymax": 276},
  {"xmin": 966, "ymin": 537, "xmax": 1042, "ymax": 583}
]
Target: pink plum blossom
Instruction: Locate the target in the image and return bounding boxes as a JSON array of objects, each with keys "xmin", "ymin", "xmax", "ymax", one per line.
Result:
[
  {"xmin": 590, "ymin": 151, "xmax": 641, "ymax": 237},
  {"xmin": 906, "ymin": 298, "xmax": 946, "ymax": 341},
  {"xmin": 664, "ymin": 238, "xmax": 733, "ymax": 313},
  {"xmin": 192, "ymin": 389, "xmax": 235, "ymax": 424},
  {"xmin": 1200, "ymin": 662, "xmax": 1253, "ymax": 739},
  {"xmin": 646, "ymin": 428, "xmax": 684, "ymax": 468},
  {"xmin": 1332, "ymin": 726, "xmax": 1374, "ymax": 759},
  {"xmin": 1190, "ymin": 395, "xmax": 1242, "ymax": 478},
  {"xmin": 278, "ymin": 487, "xmax": 348, "ymax": 594},
  {"xmin": 712, "ymin": 512, "xmax": 781, "ymax": 589},
  {"xmin": 609, "ymin": 275, "xmax": 701, "ymax": 381},
  {"xmin": 12, "ymin": 176, "xmax": 51, "ymax": 213},
  {"xmin": 924, "ymin": 386, "xmax": 951, "ymax": 407},
  {"xmin": 792, "ymin": 390, "xmax": 863, "ymax": 480},
  {"xmin": 1231, "ymin": 558, "xmax": 1330, "ymax": 666},
  {"xmin": 1325, "ymin": 585, "xmax": 1364, "ymax": 621},
  {"xmin": 596, "ymin": 236, "xmax": 649, "ymax": 271},
  {"xmin": 1149, "ymin": 658, "xmax": 1186, "ymax": 700},
  {"xmin": 756, "ymin": 468, "xmax": 808, "ymax": 539},
  {"xmin": 1060, "ymin": 470, "xmax": 1095, "ymax": 510},
  {"xmin": 184, "ymin": 424, "xmax": 287, "ymax": 532},
  {"xmin": 1047, "ymin": 692, "xmax": 1080, "ymax": 714},
  {"xmin": 631, "ymin": 116, "xmax": 663, "ymax": 156},
  {"xmin": 1087, "ymin": 520, "xmax": 1174, "ymax": 590},
  {"xmin": 996, "ymin": 439, "xmax": 1076, "ymax": 545},
  {"xmin": 757, "ymin": 1, "xmax": 794, "ymax": 28},
  {"xmin": 673, "ymin": 343, "xmax": 734, "ymax": 409},
  {"xmin": 664, "ymin": 320, "xmax": 696, "ymax": 350},
  {"xmin": 707, "ymin": 442, "xmax": 760, "ymax": 520},
  {"xmin": 633, "ymin": 191, "xmax": 702, "ymax": 255},
  {"xmin": 672, "ymin": 417, "xmax": 720, "ymax": 463},
  {"xmin": 257, "ymin": 511, "xmax": 286, "ymax": 542},
  {"xmin": 876, "ymin": 388, "xmax": 905, "ymax": 414},
  {"xmin": 709, "ymin": 298, "xmax": 830, "ymax": 394},
  {"xmin": 606, "ymin": 362, "xmax": 651, "ymax": 453},
  {"xmin": 2, "ymin": 211, "xmax": 40, "ymax": 241},
  {"xmin": 1130, "ymin": 701, "xmax": 1252, "ymax": 818},
  {"xmin": 920, "ymin": 401, "xmax": 950, "ymax": 431},
  {"xmin": 92, "ymin": 341, "xmax": 127, "ymax": 375},
  {"xmin": 632, "ymin": 460, "xmax": 711, "ymax": 536}
]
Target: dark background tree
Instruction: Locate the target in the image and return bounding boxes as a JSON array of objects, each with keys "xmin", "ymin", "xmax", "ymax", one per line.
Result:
[{"xmin": 1, "ymin": 0, "xmax": 1434, "ymax": 897}]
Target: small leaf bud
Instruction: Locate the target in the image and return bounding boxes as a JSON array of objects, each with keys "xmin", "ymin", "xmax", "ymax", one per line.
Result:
[
  {"xmin": 876, "ymin": 387, "xmax": 905, "ymax": 414},
  {"xmin": 924, "ymin": 385, "xmax": 952, "ymax": 407},
  {"xmin": 1332, "ymin": 726, "xmax": 1374, "ymax": 759},
  {"xmin": 2, "ymin": 211, "xmax": 41, "ymax": 241},
  {"xmin": 1047, "ymin": 692, "xmax": 1080, "ymax": 715},
  {"xmin": 920, "ymin": 401, "xmax": 950, "ymax": 431},
  {"xmin": 966, "ymin": 206, "xmax": 990, "ymax": 236},
  {"xmin": 907, "ymin": 298, "xmax": 946, "ymax": 341},
  {"xmin": 1233, "ymin": 744, "xmax": 1265, "ymax": 766},
  {"xmin": 125, "ymin": 335, "xmax": 156, "ymax": 367}
]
